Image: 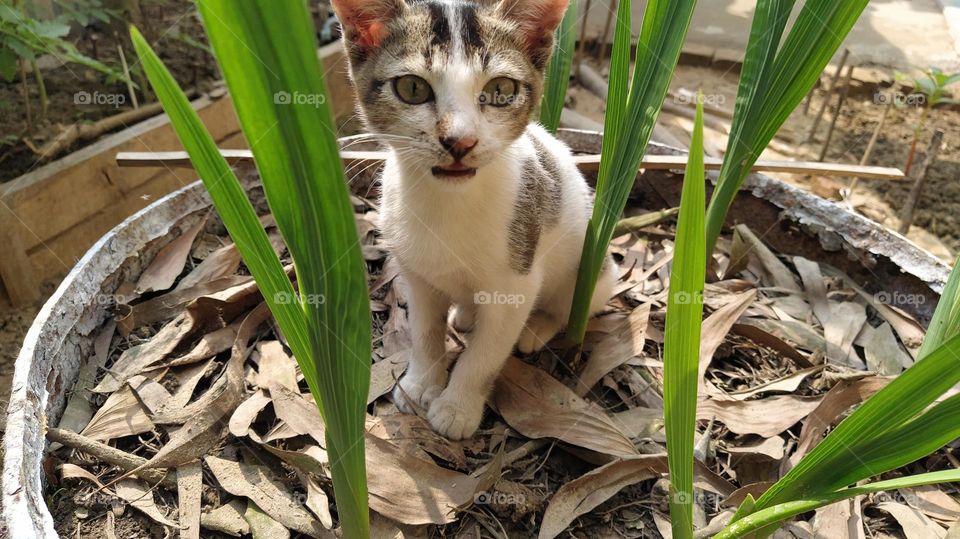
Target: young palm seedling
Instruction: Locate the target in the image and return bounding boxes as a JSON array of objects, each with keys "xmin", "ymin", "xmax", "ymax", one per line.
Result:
[{"xmin": 131, "ymin": 1, "xmax": 372, "ymax": 536}]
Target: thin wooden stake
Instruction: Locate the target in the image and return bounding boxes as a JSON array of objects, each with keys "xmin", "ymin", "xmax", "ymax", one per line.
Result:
[
  {"xmin": 806, "ymin": 48, "xmax": 850, "ymax": 142},
  {"xmin": 818, "ymin": 64, "xmax": 855, "ymax": 162},
  {"xmin": 848, "ymin": 100, "xmax": 892, "ymax": 196},
  {"xmin": 898, "ymin": 129, "xmax": 944, "ymax": 235},
  {"xmin": 597, "ymin": 0, "xmax": 616, "ymax": 61},
  {"xmin": 576, "ymin": 0, "xmax": 593, "ymax": 64},
  {"xmin": 117, "ymin": 42, "xmax": 140, "ymax": 109}
]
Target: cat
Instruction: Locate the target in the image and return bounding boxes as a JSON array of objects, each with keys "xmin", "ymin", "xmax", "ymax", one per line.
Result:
[{"xmin": 332, "ymin": 0, "xmax": 618, "ymax": 439}]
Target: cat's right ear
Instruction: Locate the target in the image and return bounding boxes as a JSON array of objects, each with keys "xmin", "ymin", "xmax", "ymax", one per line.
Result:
[{"xmin": 331, "ymin": 0, "xmax": 405, "ymax": 50}]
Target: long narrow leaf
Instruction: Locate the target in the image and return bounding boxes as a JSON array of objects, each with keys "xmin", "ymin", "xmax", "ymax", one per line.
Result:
[
  {"xmin": 568, "ymin": 0, "xmax": 698, "ymax": 342},
  {"xmin": 663, "ymin": 96, "xmax": 706, "ymax": 539},
  {"xmin": 716, "ymin": 470, "xmax": 960, "ymax": 539},
  {"xmin": 704, "ymin": 0, "xmax": 869, "ymax": 252},
  {"xmin": 751, "ymin": 331, "xmax": 960, "ymax": 511},
  {"xmin": 194, "ymin": 3, "xmax": 372, "ymax": 536},
  {"xmin": 541, "ymin": 0, "xmax": 578, "ymax": 132},
  {"xmin": 917, "ymin": 256, "xmax": 960, "ymax": 358}
]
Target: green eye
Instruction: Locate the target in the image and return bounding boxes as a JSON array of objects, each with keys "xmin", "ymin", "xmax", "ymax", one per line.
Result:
[
  {"xmin": 393, "ymin": 75, "xmax": 434, "ymax": 105},
  {"xmin": 480, "ymin": 77, "xmax": 519, "ymax": 107}
]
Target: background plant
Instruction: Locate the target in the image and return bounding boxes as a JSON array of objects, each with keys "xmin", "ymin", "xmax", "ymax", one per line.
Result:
[
  {"xmin": 540, "ymin": 0, "xmax": 577, "ymax": 133},
  {"xmin": 131, "ymin": 0, "xmax": 372, "ymax": 535},
  {"xmin": 900, "ymin": 66, "xmax": 959, "ymax": 175},
  {"xmin": 566, "ymin": 0, "xmax": 698, "ymax": 342}
]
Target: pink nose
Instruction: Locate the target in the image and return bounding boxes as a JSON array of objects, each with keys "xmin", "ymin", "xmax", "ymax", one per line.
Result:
[{"xmin": 440, "ymin": 136, "xmax": 478, "ymax": 160}]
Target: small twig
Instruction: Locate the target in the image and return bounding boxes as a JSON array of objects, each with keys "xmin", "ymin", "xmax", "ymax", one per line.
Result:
[
  {"xmin": 847, "ymin": 99, "xmax": 892, "ymax": 197},
  {"xmin": 117, "ymin": 41, "xmax": 140, "ymax": 109},
  {"xmin": 575, "ymin": 0, "xmax": 593, "ymax": 64},
  {"xmin": 818, "ymin": 63, "xmax": 855, "ymax": 162},
  {"xmin": 46, "ymin": 428, "xmax": 177, "ymax": 489},
  {"xmin": 898, "ymin": 128, "xmax": 944, "ymax": 235},
  {"xmin": 597, "ymin": 0, "xmax": 616, "ymax": 61},
  {"xmin": 806, "ymin": 48, "xmax": 850, "ymax": 142}
]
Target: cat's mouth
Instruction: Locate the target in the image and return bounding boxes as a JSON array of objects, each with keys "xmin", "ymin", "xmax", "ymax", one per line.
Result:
[{"xmin": 431, "ymin": 162, "xmax": 477, "ymax": 179}]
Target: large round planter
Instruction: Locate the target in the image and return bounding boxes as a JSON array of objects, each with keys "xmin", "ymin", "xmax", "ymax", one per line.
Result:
[{"xmin": 3, "ymin": 131, "xmax": 951, "ymax": 537}]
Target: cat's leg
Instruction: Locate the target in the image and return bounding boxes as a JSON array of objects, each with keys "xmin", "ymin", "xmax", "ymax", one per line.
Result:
[
  {"xmin": 517, "ymin": 255, "xmax": 618, "ymax": 353},
  {"xmin": 449, "ymin": 302, "xmax": 477, "ymax": 332},
  {"xmin": 393, "ymin": 272, "xmax": 451, "ymax": 413},
  {"xmin": 428, "ymin": 281, "xmax": 538, "ymax": 439}
]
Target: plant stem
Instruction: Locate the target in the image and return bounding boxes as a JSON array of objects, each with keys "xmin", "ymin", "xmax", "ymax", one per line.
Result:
[
  {"xmin": 898, "ymin": 128, "xmax": 944, "ymax": 235},
  {"xmin": 30, "ymin": 59, "xmax": 47, "ymax": 120},
  {"xmin": 847, "ymin": 99, "xmax": 891, "ymax": 196}
]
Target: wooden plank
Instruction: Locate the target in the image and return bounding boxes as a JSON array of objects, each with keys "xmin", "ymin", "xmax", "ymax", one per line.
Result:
[
  {"xmin": 0, "ymin": 206, "xmax": 41, "ymax": 306},
  {"xmin": 117, "ymin": 149, "xmax": 908, "ymax": 181}
]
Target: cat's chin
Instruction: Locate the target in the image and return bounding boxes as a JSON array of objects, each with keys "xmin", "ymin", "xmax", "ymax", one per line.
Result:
[{"xmin": 431, "ymin": 165, "xmax": 478, "ymax": 181}]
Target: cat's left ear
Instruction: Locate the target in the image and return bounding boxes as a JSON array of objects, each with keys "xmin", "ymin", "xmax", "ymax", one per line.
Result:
[
  {"xmin": 496, "ymin": 0, "xmax": 569, "ymax": 51},
  {"xmin": 332, "ymin": 0, "xmax": 406, "ymax": 50}
]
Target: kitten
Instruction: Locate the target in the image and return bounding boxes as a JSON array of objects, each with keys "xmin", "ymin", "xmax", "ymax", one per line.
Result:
[{"xmin": 333, "ymin": 0, "xmax": 618, "ymax": 439}]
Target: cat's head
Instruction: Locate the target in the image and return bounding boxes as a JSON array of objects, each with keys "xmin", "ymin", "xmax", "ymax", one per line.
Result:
[{"xmin": 332, "ymin": 0, "xmax": 568, "ymax": 180}]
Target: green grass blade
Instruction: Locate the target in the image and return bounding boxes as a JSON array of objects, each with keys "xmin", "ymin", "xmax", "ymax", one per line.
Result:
[
  {"xmin": 716, "ymin": 470, "xmax": 960, "ymax": 539},
  {"xmin": 595, "ymin": 0, "xmax": 633, "ymax": 195},
  {"xmin": 704, "ymin": 0, "xmax": 869, "ymax": 252},
  {"xmin": 751, "ymin": 332, "xmax": 960, "ymax": 511},
  {"xmin": 541, "ymin": 0, "xmax": 578, "ymax": 132},
  {"xmin": 663, "ymin": 97, "xmax": 706, "ymax": 539},
  {"xmin": 567, "ymin": 0, "xmax": 698, "ymax": 343},
  {"xmin": 194, "ymin": 3, "xmax": 371, "ymax": 536},
  {"xmin": 917, "ymin": 256, "xmax": 960, "ymax": 358},
  {"xmin": 129, "ymin": 29, "xmax": 308, "ymax": 377}
]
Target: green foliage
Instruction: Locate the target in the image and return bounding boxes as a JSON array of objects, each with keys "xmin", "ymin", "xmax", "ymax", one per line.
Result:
[
  {"xmin": 540, "ymin": 0, "xmax": 577, "ymax": 132},
  {"xmin": 0, "ymin": 2, "xmax": 122, "ymax": 82},
  {"xmin": 53, "ymin": 0, "xmax": 117, "ymax": 27},
  {"xmin": 662, "ymin": 96, "xmax": 706, "ymax": 539},
  {"xmin": 131, "ymin": 0, "xmax": 372, "ymax": 534},
  {"xmin": 909, "ymin": 66, "xmax": 960, "ymax": 108},
  {"xmin": 703, "ymin": 0, "xmax": 869, "ymax": 253},
  {"xmin": 567, "ymin": 0, "xmax": 698, "ymax": 342}
]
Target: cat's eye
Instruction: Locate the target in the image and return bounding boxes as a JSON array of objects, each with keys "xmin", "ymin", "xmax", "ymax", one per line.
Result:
[
  {"xmin": 480, "ymin": 77, "xmax": 519, "ymax": 107},
  {"xmin": 393, "ymin": 75, "xmax": 434, "ymax": 105}
]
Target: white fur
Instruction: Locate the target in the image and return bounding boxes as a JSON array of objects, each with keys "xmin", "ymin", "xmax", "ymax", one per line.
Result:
[{"xmin": 384, "ymin": 124, "xmax": 616, "ymax": 439}]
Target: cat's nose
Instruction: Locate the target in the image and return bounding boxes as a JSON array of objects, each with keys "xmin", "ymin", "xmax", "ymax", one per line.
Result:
[{"xmin": 440, "ymin": 136, "xmax": 478, "ymax": 160}]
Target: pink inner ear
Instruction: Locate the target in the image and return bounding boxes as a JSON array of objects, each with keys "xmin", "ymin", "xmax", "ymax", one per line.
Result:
[
  {"xmin": 516, "ymin": 0, "xmax": 569, "ymax": 48},
  {"xmin": 354, "ymin": 18, "xmax": 390, "ymax": 49},
  {"xmin": 332, "ymin": 0, "xmax": 393, "ymax": 49}
]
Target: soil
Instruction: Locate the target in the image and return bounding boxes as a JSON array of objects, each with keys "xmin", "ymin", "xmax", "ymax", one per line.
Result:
[{"xmin": 0, "ymin": 0, "xmax": 220, "ymax": 183}]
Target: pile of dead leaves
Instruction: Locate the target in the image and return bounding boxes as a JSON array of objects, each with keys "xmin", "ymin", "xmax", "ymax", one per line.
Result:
[{"xmin": 45, "ymin": 188, "xmax": 960, "ymax": 538}]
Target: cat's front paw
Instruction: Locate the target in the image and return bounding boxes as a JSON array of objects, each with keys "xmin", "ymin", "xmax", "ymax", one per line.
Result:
[
  {"xmin": 427, "ymin": 390, "xmax": 485, "ymax": 440},
  {"xmin": 393, "ymin": 372, "xmax": 445, "ymax": 415}
]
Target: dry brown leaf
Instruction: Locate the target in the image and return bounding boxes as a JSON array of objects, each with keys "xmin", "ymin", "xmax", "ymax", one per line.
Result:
[
  {"xmin": 370, "ymin": 513, "xmax": 405, "ymax": 539},
  {"xmin": 698, "ymin": 395, "xmax": 821, "ymax": 437},
  {"xmin": 260, "ymin": 443, "xmax": 329, "ymax": 477},
  {"xmin": 95, "ymin": 312, "xmax": 199, "ymax": 393},
  {"xmin": 365, "ymin": 432, "xmax": 478, "ymax": 525},
  {"xmin": 381, "ymin": 287, "xmax": 412, "ymax": 358},
  {"xmin": 731, "ymin": 322, "xmax": 812, "ymax": 366},
  {"xmin": 158, "ymin": 302, "xmax": 272, "ymax": 369},
  {"xmin": 609, "ymin": 406, "xmax": 664, "ymax": 440},
  {"xmin": 493, "ymin": 358, "xmax": 638, "ymax": 457},
  {"xmin": 229, "ymin": 390, "xmax": 272, "ymax": 438},
  {"xmin": 116, "ymin": 478, "xmax": 179, "ymax": 528},
  {"xmin": 119, "ymin": 275, "xmax": 251, "ymax": 333},
  {"xmin": 812, "ymin": 497, "xmax": 865, "ymax": 539},
  {"xmin": 177, "ymin": 463, "xmax": 203, "ymax": 539},
  {"xmin": 61, "ymin": 463, "xmax": 105, "ymax": 487},
  {"xmin": 201, "ymin": 499, "xmax": 250, "ymax": 537},
  {"xmin": 256, "ymin": 340, "xmax": 298, "ymax": 392},
  {"xmin": 136, "ymin": 220, "xmax": 205, "ymax": 294},
  {"xmin": 576, "ymin": 303, "xmax": 651, "ymax": 396},
  {"xmin": 860, "ymin": 323, "xmax": 910, "ymax": 375},
  {"xmin": 538, "ymin": 457, "xmax": 663, "ymax": 539},
  {"xmin": 206, "ymin": 455, "xmax": 327, "ymax": 537},
  {"xmin": 175, "ymin": 242, "xmax": 242, "ymax": 292},
  {"xmin": 612, "ymin": 249, "xmax": 673, "ymax": 297},
  {"xmin": 878, "ymin": 502, "xmax": 947, "ymax": 539},
  {"xmin": 269, "ymin": 384, "xmax": 326, "ymax": 445},
  {"xmin": 739, "ymin": 318, "xmax": 827, "ymax": 358},
  {"xmin": 59, "ymin": 320, "xmax": 116, "ymax": 436},
  {"xmin": 725, "ymin": 436, "xmax": 785, "ymax": 460},
  {"xmin": 789, "ymin": 376, "xmax": 888, "ymax": 468},
  {"xmin": 538, "ymin": 455, "xmax": 733, "ymax": 539},
  {"xmin": 154, "ymin": 359, "xmax": 212, "ymax": 416},
  {"xmin": 81, "ymin": 369, "xmax": 167, "ymax": 441},
  {"xmin": 734, "ymin": 226, "xmax": 801, "ymax": 293},
  {"xmin": 369, "ymin": 351, "xmax": 409, "ymax": 405},
  {"xmin": 303, "ymin": 475, "xmax": 334, "ymax": 529},
  {"xmin": 728, "ymin": 366, "xmax": 823, "ymax": 400},
  {"xmin": 699, "ymin": 289, "xmax": 757, "ymax": 390},
  {"xmin": 245, "ymin": 501, "xmax": 292, "ymax": 539},
  {"xmin": 899, "ymin": 485, "xmax": 960, "ymax": 522},
  {"xmin": 370, "ymin": 413, "xmax": 467, "ymax": 468}
]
